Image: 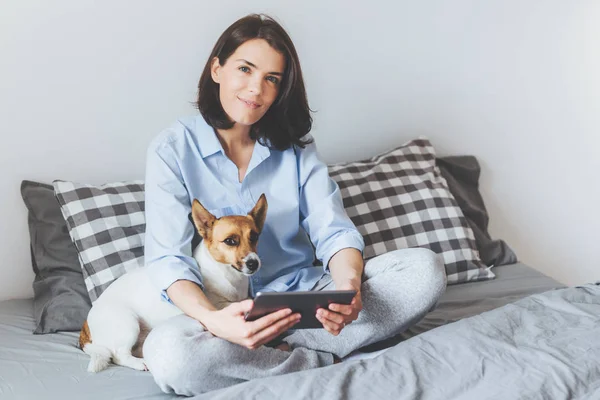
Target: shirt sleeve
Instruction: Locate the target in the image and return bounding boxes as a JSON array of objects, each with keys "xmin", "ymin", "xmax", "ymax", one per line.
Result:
[
  {"xmin": 144, "ymin": 136, "xmax": 204, "ymax": 302},
  {"xmin": 296, "ymin": 136, "xmax": 365, "ymax": 271}
]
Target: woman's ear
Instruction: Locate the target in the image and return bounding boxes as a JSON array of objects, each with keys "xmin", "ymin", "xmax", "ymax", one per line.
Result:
[{"xmin": 211, "ymin": 57, "xmax": 221, "ymax": 84}]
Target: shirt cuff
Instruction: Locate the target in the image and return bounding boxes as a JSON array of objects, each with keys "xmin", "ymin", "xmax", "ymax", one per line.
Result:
[
  {"xmin": 149, "ymin": 263, "xmax": 205, "ymax": 304},
  {"xmin": 320, "ymin": 230, "xmax": 365, "ymax": 273}
]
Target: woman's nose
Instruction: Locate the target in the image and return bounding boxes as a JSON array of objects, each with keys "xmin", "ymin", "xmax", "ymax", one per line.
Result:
[{"xmin": 247, "ymin": 77, "xmax": 263, "ymax": 94}]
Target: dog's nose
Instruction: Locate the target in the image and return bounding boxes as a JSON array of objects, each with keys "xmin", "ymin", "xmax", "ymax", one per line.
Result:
[{"xmin": 246, "ymin": 259, "xmax": 259, "ymax": 272}]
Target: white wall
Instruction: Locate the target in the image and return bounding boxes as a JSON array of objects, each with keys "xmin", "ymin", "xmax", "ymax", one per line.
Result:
[{"xmin": 1, "ymin": 0, "xmax": 598, "ymax": 301}]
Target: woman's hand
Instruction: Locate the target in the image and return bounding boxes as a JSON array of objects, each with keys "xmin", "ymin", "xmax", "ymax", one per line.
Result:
[
  {"xmin": 324, "ymin": 248, "xmax": 364, "ymax": 335},
  {"xmin": 316, "ymin": 282, "xmax": 363, "ymax": 336},
  {"xmin": 201, "ymin": 300, "xmax": 301, "ymax": 349}
]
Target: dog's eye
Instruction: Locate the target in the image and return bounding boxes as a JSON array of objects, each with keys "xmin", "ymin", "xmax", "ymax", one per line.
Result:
[
  {"xmin": 224, "ymin": 238, "xmax": 238, "ymax": 246},
  {"xmin": 249, "ymin": 231, "xmax": 259, "ymax": 243}
]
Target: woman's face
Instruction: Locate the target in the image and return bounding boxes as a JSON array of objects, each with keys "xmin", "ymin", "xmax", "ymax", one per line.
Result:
[{"xmin": 211, "ymin": 39, "xmax": 286, "ymax": 128}]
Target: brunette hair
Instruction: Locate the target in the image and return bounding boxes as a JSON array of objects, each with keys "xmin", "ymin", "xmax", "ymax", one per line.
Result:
[{"xmin": 196, "ymin": 14, "xmax": 313, "ymax": 150}]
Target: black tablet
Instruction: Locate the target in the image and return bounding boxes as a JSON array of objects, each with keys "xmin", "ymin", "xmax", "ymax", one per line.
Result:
[{"xmin": 244, "ymin": 290, "xmax": 357, "ymax": 329}]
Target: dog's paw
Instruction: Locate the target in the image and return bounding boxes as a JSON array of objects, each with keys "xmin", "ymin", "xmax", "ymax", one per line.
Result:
[{"xmin": 129, "ymin": 358, "xmax": 148, "ymax": 371}]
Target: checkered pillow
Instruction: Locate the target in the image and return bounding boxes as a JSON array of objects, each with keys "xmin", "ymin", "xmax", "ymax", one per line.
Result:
[
  {"xmin": 53, "ymin": 180, "xmax": 145, "ymax": 302},
  {"xmin": 328, "ymin": 138, "xmax": 494, "ymax": 284}
]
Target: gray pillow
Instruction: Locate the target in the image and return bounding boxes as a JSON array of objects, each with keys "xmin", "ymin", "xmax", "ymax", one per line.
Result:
[
  {"xmin": 436, "ymin": 156, "xmax": 518, "ymax": 267},
  {"xmin": 21, "ymin": 180, "xmax": 91, "ymax": 334}
]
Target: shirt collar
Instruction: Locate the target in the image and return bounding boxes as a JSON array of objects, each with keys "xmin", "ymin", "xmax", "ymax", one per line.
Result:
[
  {"xmin": 194, "ymin": 115, "xmax": 271, "ymax": 162},
  {"xmin": 252, "ymin": 138, "xmax": 271, "ymax": 161},
  {"xmin": 195, "ymin": 116, "xmax": 221, "ymax": 159}
]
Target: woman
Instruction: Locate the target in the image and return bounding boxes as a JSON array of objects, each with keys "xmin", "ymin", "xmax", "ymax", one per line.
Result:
[{"xmin": 142, "ymin": 14, "xmax": 447, "ymax": 396}]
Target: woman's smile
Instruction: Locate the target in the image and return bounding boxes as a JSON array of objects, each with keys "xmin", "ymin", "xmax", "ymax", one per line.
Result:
[{"xmin": 238, "ymin": 96, "xmax": 261, "ymax": 109}]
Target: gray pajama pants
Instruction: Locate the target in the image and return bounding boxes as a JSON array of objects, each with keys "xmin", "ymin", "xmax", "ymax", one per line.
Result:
[{"xmin": 143, "ymin": 248, "xmax": 447, "ymax": 396}]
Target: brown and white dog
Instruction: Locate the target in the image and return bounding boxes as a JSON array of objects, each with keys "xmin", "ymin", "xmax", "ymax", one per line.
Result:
[{"xmin": 79, "ymin": 194, "xmax": 268, "ymax": 372}]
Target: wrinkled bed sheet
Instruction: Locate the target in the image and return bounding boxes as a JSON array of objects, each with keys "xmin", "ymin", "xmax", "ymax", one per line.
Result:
[{"xmin": 197, "ymin": 282, "xmax": 600, "ymax": 400}]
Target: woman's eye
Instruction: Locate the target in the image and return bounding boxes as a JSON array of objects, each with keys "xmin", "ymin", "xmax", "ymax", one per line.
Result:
[
  {"xmin": 224, "ymin": 238, "xmax": 238, "ymax": 246},
  {"xmin": 239, "ymin": 66, "xmax": 250, "ymax": 73},
  {"xmin": 266, "ymin": 76, "xmax": 279, "ymax": 84}
]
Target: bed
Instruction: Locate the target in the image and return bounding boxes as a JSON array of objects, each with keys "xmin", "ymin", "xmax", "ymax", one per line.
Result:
[
  {"xmin": 9, "ymin": 150, "xmax": 599, "ymax": 398},
  {"xmin": 1, "ymin": 262, "xmax": 580, "ymax": 400}
]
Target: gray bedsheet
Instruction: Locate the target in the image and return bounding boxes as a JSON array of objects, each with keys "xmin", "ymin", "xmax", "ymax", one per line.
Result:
[
  {"xmin": 199, "ymin": 282, "xmax": 600, "ymax": 400},
  {"xmin": 0, "ymin": 263, "xmax": 563, "ymax": 399}
]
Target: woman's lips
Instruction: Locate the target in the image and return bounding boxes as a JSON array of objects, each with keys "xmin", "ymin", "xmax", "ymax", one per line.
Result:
[{"xmin": 238, "ymin": 97, "xmax": 260, "ymax": 109}]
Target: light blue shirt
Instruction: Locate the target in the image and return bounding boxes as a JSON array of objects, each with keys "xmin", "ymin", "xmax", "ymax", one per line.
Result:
[{"xmin": 144, "ymin": 115, "xmax": 365, "ymax": 301}]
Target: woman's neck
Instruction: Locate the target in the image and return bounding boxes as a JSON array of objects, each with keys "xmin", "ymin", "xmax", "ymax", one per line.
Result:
[{"xmin": 214, "ymin": 124, "xmax": 254, "ymax": 153}]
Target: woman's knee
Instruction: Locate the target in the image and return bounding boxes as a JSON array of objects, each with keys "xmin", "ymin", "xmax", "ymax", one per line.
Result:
[
  {"xmin": 375, "ymin": 247, "xmax": 447, "ymax": 305},
  {"xmin": 414, "ymin": 248, "xmax": 447, "ymax": 308},
  {"xmin": 410, "ymin": 248, "xmax": 447, "ymax": 296}
]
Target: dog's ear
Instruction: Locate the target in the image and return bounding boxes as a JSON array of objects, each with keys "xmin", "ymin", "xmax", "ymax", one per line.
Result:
[
  {"xmin": 191, "ymin": 199, "xmax": 216, "ymax": 238},
  {"xmin": 248, "ymin": 194, "xmax": 268, "ymax": 233}
]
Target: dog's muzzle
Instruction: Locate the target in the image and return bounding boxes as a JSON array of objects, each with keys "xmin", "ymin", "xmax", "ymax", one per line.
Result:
[{"xmin": 241, "ymin": 253, "xmax": 261, "ymax": 275}]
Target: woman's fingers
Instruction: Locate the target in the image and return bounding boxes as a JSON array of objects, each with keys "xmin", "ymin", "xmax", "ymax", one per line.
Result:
[
  {"xmin": 317, "ymin": 308, "xmax": 345, "ymax": 324},
  {"xmin": 254, "ymin": 317, "xmax": 301, "ymax": 349},
  {"xmin": 328, "ymin": 303, "xmax": 353, "ymax": 316},
  {"xmin": 247, "ymin": 313, "xmax": 301, "ymax": 349},
  {"xmin": 246, "ymin": 308, "xmax": 293, "ymax": 336},
  {"xmin": 316, "ymin": 310, "xmax": 345, "ymax": 335},
  {"xmin": 317, "ymin": 305, "xmax": 363, "ymax": 335}
]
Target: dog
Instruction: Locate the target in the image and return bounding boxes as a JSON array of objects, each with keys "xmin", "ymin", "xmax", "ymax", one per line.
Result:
[{"xmin": 78, "ymin": 194, "xmax": 268, "ymax": 373}]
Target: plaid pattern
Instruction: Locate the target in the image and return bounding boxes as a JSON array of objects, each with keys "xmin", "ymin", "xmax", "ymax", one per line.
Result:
[
  {"xmin": 328, "ymin": 138, "xmax": 494, "ymax": 284},
  {"xmin": 53, "ymin": 180, "xmax": 146, "ymax": 302}
]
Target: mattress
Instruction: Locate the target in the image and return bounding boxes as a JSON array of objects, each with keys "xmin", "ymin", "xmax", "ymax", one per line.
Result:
[{"xmin": 0, "ymin": 263, "xmax": 564, "ymax": 400}]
